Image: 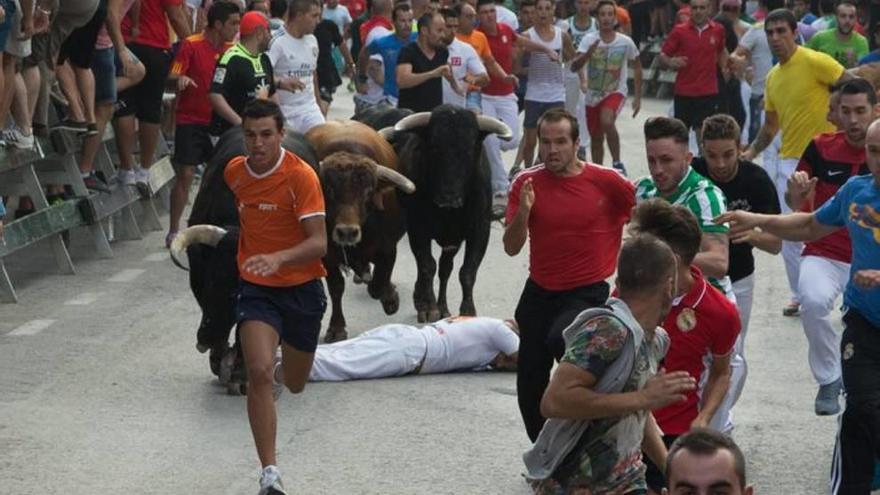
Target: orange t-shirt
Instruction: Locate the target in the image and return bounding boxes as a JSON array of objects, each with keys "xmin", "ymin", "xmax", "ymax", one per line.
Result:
[
  {"xmin": 456, "ymin": 30, "xmax": 493, "ymax": 61},
  {"xmin": 224, "ymin": 149, "xmax": 327, "ymax": 287}
]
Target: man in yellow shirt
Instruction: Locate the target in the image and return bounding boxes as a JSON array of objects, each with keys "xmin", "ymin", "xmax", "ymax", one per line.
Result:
[{"xmin": 741, "ymin": 8, "xmax": 848, "ymax": 316}]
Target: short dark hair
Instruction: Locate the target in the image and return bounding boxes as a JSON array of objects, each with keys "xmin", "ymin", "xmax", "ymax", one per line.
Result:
[
  {"xmin": 838, "ymin": 77, "xmax": 878, "ymax": 106},
  {"xmin": 393, "ymin": 3, "xmax": 411, "ymax": 21},
  {"xmin": 666, "ymin": 428, "xmax": 748, "ymax": 490},
  {"xmin": 520, "ymin": 0, "xmax": 536, "ymax": 8},
  {"xmin": 701, "ymin": 114, "xmax": 741, "ymax": 143},
  {"xmin": 537, "ymin": 107, "xmax": 579, "ymax": 141},
  {"xmin": 450, "ymin": 3, "xmax": 464, "ymax": 17},
  {"xmin": 288, "ymin": 0, "xmax": 319, "ymax": 18},
  {"xmin": 644, "ymin": 116, "xmax": 689, "ymax": 145},
  {"xmin": 417, "ymin": 12, "xmax": 440, "ymax": 31},
  {"xmin": 596, "ymin": 0, "xmax": 617, "ymax": 11},
  {"xmin": 535, "ymin": 0, "xmax": 554, "ymax": 7},
  {"xmin": 476, "ymin": 0, "xmax": 495, "ymax": 9},
  {"xmin": 208, "ymin": 0, "xmax": 242, "ymax": 28},
  {"xmin": 269, "ymin": 0, "xmax": 288, "ymax": 18},
  {"xmin": 617, "ymin": 234, "xmax": 677, "ymax": 297},
  {"xmin": 765, "ymin": 8, "xmax": 797, "ymax": 32},
  {"xmin": 629, "ymin": 198, "xmax": 702, "ymax": 265},
  {"xmin": 439, "ymin": 6, "xmax": 456, "ymax": 20},
  {"xmin": 242, "ymin": 99, "xmax": 285, "ymax": 131}
]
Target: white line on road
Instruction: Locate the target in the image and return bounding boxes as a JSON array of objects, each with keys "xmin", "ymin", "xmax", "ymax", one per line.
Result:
[
  {"xmin": 64, "ymin": 292, "xmax": 101, "ymax": 306},
  {"xmin": 107, "ymin": 268, "xmax": 145, "ymax": 283},
  {"xmin": 9, "ymin": 319, "xmax": 56, "ymax": 336},
  {"xmin": 143, "ymin": 252, "xmax": 168, "ymax": 262}
]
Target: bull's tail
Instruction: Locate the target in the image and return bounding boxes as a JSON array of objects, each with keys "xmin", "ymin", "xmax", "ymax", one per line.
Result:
[{"xmin": 169, "ymin": 225, "xmax": 229, "ymax": 271}]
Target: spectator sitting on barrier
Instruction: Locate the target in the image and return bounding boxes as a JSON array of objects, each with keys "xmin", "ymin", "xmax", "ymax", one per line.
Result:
[
  {"xmin": 309, "ymin": 316, "xmax": 519, "ymax": 382},
  {"xmin": 663, "ymin": 428, "xmax": 754, "ymax": 495}
]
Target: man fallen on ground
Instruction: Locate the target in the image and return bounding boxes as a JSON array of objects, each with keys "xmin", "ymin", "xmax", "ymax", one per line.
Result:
[{"xmin": 308, "ymin": 316, "xmax": 519, "ymax": 381}]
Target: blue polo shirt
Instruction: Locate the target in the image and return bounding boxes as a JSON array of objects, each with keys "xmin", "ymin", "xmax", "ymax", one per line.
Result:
[
  {"xmin": 815, "ymin": 174, "xmax": 880, "ymax": 326},
  {"xmin": 368, "ymin": 32, "xmax": 417, "ymax": 98}
]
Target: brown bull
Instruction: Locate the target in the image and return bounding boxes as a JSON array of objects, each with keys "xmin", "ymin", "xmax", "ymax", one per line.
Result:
[{"xmin": 305, "ymin": 120, "xmax": 415, "ymax": 342}]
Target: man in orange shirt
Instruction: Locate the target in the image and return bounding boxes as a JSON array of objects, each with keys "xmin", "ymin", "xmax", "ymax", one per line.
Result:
[{"xmin": 223, "ymin": 99, "xmax": 328, "ymax": 495}]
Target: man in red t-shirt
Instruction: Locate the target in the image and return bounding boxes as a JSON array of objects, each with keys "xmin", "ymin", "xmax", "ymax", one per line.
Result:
[
  {"xmin": 658, "ymin": 0, "xmax": 728, "ymax": 144},
  {"xmin": 503, "ymin": 108, "xmax": 636, "ymax": 441},
  {"xmin": 628, "ymin": 198, "xmax": 740, "ymax": 493},
  {"xmin": 117, "ymin": 0, "xmax": 191, "ymax": 191},
  {"xmin": 166, "ymin": 2, "xmax": 240, "ymax": 247},
  {"xmin": 783, "ymin": 79, "xmax": 874, "ymax": 416}
]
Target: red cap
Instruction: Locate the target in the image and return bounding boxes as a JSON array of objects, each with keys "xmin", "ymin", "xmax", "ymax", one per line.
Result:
[{"xmin": 240, "ymin": 11, "xmax": 269, "ymax": 37}]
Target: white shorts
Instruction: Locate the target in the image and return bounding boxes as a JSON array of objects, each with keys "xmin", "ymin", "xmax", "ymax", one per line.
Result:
[{"xmin": 284, "ymin": 105, "xmax": 325, "ymax": 135}]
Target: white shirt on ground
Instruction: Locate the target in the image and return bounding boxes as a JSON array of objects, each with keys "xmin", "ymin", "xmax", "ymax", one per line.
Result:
[{"xmin": 418, "ymin": 317, "xmax": 520, "ymax": 374}]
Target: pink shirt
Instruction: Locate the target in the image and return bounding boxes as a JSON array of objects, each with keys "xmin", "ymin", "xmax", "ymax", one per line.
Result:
[{"xmin": 96, "ymin": 0, "xmax": 138, "ymax": 49}]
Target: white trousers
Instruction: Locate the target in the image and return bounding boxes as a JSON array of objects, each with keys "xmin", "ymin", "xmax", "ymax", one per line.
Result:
[
  {"xmin": 563, "ymin": 76, "xmax": 589, "ymax": 150},
  {"xmin": 732, "ymin": 274, "xmax": 755, "ymax": 351},
  {"xmin": 797, "ymin": 255, "xmax": 849, "ymax": 386},
  {"xmin": 481, "ymin": 93, "xmax": 521, "ymax": 194},
  {"xmin": 284, "ymin": 105, "xmax": 326, "ymax": 135},
  {"xmin": 771, "ymin": 155, "xmax": 803, "ymax": 303},
  {"xmin": 308, "ymin": 324, "xmax": 426, "ymax": 382}
]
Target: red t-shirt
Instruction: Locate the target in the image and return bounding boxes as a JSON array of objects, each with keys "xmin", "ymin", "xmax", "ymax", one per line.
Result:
[
  {"xmin": 171, "ymin": 34, "xmax": 232, "ymax": 125},
  {"xmin": 661, "ymin": 20, "xmax": 725, "ymax": 97},
  {"xmin": 653, "ymin": 266, "xmax": 740, "ymax": 435},
  {"xmin": 123, "ymin": 0, "xmax": 182, "ymax": 50},
  {"xmin": 341, "ymin": 0, "xmax": 366, "ymax": 21},
  {"xmin": 505, "ymin": 164, "xmax": 635, "ymax": 291},
  {"xmin": 480, "ymin": 23, "xmax": 517, "ymax": 96},
  {"xmin": 796, "ymin": 131, "xmax": 868, "ymax": 263},
  {"xmin": 359, "ymin": 16, "xmax": 393, "ymax": 44}
]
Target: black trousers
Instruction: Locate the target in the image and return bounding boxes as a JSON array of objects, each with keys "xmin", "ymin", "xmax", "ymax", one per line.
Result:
[
  {"xmin": 515, "ymin": 278, "xmax": 610, "ymax": 442},
  {"xmin": 833, "ymin": 309, "xmax": 880, "ymax": 494}
]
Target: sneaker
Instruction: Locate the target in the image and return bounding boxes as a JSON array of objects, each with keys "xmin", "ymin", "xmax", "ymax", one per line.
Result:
[
  {"xmin": 50, "ymin": 82, "xmax": 69, "ymax": 107},
  {"xmin": 135, "ymin": 167, "xmax": 152, "ymax": 196},
  {"xmin": 82, "ymin": 171, "xmax": 111, "ymax": 193},
  {"xmin": 116, "ymin": 169, "xmax": 136, "ymax": 186},
  {"xmin": 165, "ymin": 230, "xmax": 178, "ymax": 249},
  {"xmin": 612, "ymin": 161, "xmax": 628, "ymax": 177},
  {"xmin": 51, "ymin": 118, "xmax": 89, "ymax": 133},
  {"xmin": 577, "ymin": 147, "xmax": 587, "ymax": 161},
  {"xmin": 272, "ymin": 352, "xmax": 284, "ymax": 402},
  {"xmin": 9, "ymin": 129, "xmax": 34, "ymax": 150},
  {"xmin": 783, "ymin": 302, "xmax": 800, "ymax": 317},
  {"xmin": 815, "ymin": 378, "xmax": 842, "ymax": 416},
  {"xmin": 491, "ymin": 192, "xmax": 508, "ymax": 220},
  {"xmin": 259, "ymin": 465, "xmax": 288, "ymax": 495}
]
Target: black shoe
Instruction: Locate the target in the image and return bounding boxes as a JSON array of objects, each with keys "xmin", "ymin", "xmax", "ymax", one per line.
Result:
[
  {"xmin": 83, "ymin": 172, "xmax": 111, "ymax": 193},
  {"xmin": 85, "ymin": 123, "xmax": 99, "ymax": 136},
  {"xmin": 612, "ymin": 161, "xmax": 628, "ymax": 177},
  {"xmin": 51, "ymin": 118, "xmax": 89, "ymax": 133}
]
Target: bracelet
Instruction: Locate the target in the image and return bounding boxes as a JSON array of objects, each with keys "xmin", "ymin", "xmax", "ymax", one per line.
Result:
[{"xmin": 38, "ymin": 7, "xmax": 51, "ymax": 15}]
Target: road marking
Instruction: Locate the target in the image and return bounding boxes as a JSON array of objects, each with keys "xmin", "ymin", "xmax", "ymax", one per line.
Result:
[
  {"xmin": 107, "ymin": 268, "xmax": 145, "ymax": 283},
  {"xmin": 64, "ymin": 292, "xmax": 101, "ymax": 306},
  {"xmin": 9, "ymin": 319, "xmax": 55, "ymax": 336},
  {"xmin": 143, "ymin": 252, "xmax": 168, "ymax": 262}
]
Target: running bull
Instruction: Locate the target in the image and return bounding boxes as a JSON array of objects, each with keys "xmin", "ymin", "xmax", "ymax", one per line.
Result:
[{"xmin": 364, "ymin": 104, "xmax": 513, "ymax": 322}]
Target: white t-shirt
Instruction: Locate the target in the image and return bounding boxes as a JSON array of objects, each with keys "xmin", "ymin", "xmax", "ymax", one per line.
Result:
[
  {"xmin": 322, "ymin": 4, "xmax": 352, "ymax": 37},
  {"xmin": 418, "ymin": 317, "xmax": 520, "ymax": 374},
  {"xmin": 268, "ymin": 31, "xmax": 322, "ymax": 122},
  {"xmin": 443, "ymin": 38, "xmax": 487, "ymax": 107},
  {"xmin": 496, "ymin": 5, "xmax": 519, "ymax": 31},
  {"xmin": 364, "ymin": 26, "xmax": 393, "ymax": 50},
  {"xmin": 363, "ymin": 54, "xmax": 386, "ymax": 104},
  {"xmin": 576, "ymin": 31, "xmax": 638, "ymax": 105},
  {"xmin": 525, "ymin": 26, "xmax": 565, "ymax": 102},
  {"xmin": 738, "ymin": 24, "xmax": 772, "ymax": 96}
]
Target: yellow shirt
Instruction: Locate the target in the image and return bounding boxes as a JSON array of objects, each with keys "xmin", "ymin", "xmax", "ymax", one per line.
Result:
[{"xmin": 765, "ymin": 46, "xmax": 844, "ymax": 159}]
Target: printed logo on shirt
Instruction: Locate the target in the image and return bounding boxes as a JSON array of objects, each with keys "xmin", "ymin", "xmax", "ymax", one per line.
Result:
[
  {"xmin": 502, "ymin": 35, "xmax": 508, "ymax": 43},
  {"xmin": 843, "ymin": 342, "xmax": 854, "ymax": 360},
  {"xmin": 450, "ymin": 56, "xmax": 462, "ymax": 67},
  {"xmin": 849, "ymin": 203, "xmax": 880, "ymax": 242},
  {"xmin": 213, "ymin": 67, "xmax": 227, "ymax": 84},
  {"xmin": 728, "ymin": 199, "xmax": 752, "ymax": 212},
  {"xmin": 258, "ymin": 203, "xmax": 279, "ymax": 211}
]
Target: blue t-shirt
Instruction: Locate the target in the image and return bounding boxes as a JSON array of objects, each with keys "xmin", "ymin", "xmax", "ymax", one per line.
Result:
[
  {"xmin": 815, "ymin": 175, "xmax": 880, "ymax": 327},
  {"xmin": 368, "ymin": 32, "xmax": 418, "ymax": 98},
  {"xmin": 859, "ymin": 51, "xmax": 880, "ymax": 66},
  {"xmin": 0, "ymin": 197, "xmax": 5, "ymax": 217},
  {"xmin": 801, "ymin": 13, "xmax": 817, "ymax": 25}
]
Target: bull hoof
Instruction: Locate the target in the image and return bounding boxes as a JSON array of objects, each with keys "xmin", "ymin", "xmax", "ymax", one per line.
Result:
[
  {"xmin": 427, "ymin": 308, "xmax": 441, "ymax": 322},
  {"xmin": 460, "ymin": 303, "xmax": 477, "ymax": 317},
  {"xmin": 353, "ymin": 267, "xmax": 373, "ymax": 285},
  {"xmin": 417, "ymin": 311, "xmax": 428, "ymax": 323},
  {"xmin": 439, "ymin": 307, "xmax": 451, "ymax": 319},
  {"xmin": 227, "ymin": 381, "xmax": 247, "ymax": 396},
  {"xmin": 324, "ymin": 327, "xmax": 348, "ymax": 343},
  {"xmin": 380, "ymin": 290, "xmax": 399, "ymax": 315}
]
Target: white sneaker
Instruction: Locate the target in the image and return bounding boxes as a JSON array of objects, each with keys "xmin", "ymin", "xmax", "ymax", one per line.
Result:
[
  {"xmin": 258, "ymin": 465, "xmax": 288, "ymax": 495},
  {"xmin": 116, "ymin": 169, "xmax": 136, "ymax": 186},
  {"xmin": 272, "ymin": 352, "xmax": 284, "ymax": 402},
  {"xmin": 135, "ymin": 167, "xmax": 151, "ymax": 185},
  {"xmin": 9, "ymin": 129, "xmax": 34, "ymax": 150}
]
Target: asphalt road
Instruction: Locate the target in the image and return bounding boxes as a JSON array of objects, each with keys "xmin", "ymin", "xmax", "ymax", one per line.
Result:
[{"xmin": 0, "ymin": 90, "xmax": 846, "ymax": 494}]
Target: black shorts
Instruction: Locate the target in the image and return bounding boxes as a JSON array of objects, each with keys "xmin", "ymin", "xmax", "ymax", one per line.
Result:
[
  {"xmin": 673, "ymin": 94, "xmax": 721, "ymax": 132},
  {"xmin": 842, "ymin": 308, "xmax": 880, "ymax": 404},
  {"xmin": 57, "ymin": 0, "xmax": 107, "ymax": 69},
  {"xmin": 235, "ymin": 279, "xmax": 327, "ymax": 352},
  {"xmin": 116, "ymin": 43, "xmax": 171, "ymax": 124},
  {"xmin": 644, "ymin": 434, "xmax": 679, "ymax": 492},
  {"xmin": 173, "ymin": 124, "xmax": 214, "ymax": 167}
]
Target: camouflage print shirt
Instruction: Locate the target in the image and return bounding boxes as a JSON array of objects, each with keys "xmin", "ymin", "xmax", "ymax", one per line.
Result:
[{"xmin": 531, "ymin": 315, "xmax": 669, "ymax": 495}]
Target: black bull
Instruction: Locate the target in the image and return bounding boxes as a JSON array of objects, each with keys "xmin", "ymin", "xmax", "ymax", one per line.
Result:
[{"xmin": 357, "ymin": 104, "xmax": 513, "ymax": 322}]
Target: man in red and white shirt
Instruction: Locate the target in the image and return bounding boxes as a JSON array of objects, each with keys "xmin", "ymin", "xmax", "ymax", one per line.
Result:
[
  {"xmin": 628, "ymin": 198, "xmax": 740, "ymax": 493},
  {"xmin": 166, "ymin": 1, "xmax": 240, "ymax": 247},
  {"xmin": 658, "ymin": 0, "xmax": 728, "ymax": 145}
]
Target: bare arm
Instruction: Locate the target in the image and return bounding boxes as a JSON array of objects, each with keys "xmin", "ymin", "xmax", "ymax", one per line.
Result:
[
  {"xmin": 642, "ymin": 414, "xmax": 668, "ymax": 468},
  {"xmin": 164, "ymin": 3, "xmax": 192, "ymax": 40},
  {"xmin": 503, "ymin": 179, "xmax": 533, "ymax": 256},
  {"xmin": 561, "ymin": 32, "xmax": 576, "ymax": 62},
  {"xmin": 368, "ymin": 58, "xmax": 383, "ymax": 85},
  {"xmin": 718, "ymin": 47, "xmax": 730, "ymax": 79},
  {"xmin": 209, "ymin": 93, "xmax": 242, "ymax": 127},
  {"xmin": 242, "ymin": 216, "xmax": 328, "ymax": 277},
  {"xmin": 691, "ymin": 353, "xmax": 731, "ymax": 429},
  {"xmin": 714, "ymin": 210, "xmax": 840, "ymax": 243},
  {"xmin": 730, "ymin": 228, "xmax": 782, "ymax": 254},
  {"xmin": 514, "ymin": 32, "xmax": 559, "ymax": 59},
  {"xmin": 466, "ymin": 71, "xmax": 490, "ymax": 88},
  {"xmin": 693, "ymin": 232, "xmax": 729, "ymax": 280},
  {"xmin": 570, "ymin": 39, "xmax": 599, "ymax": 72},
  {"xmin": 397, "ymin": 63, "xmax": 444, "ymax": 89},
  {"xmin": 631, "ymin": 58, "xmax": 642, "ymax": 116},
  {"xmin": 744, "ymin": 110, "xmax": 779, "ymax": 160}
]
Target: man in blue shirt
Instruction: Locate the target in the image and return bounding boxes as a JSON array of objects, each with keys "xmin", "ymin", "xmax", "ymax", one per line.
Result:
[
  {"xmin": 716, "ymin": 118, "xmax": 880, "ymax": 494},
  {"xmin": 356, "ymin": 3, "xmax": 417, "ymax": 104}
]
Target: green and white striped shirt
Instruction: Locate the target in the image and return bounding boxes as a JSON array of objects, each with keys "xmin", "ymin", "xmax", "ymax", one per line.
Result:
[{"xmin": 635, "ymin": 167, "xmax": 729, "ymax": 234}]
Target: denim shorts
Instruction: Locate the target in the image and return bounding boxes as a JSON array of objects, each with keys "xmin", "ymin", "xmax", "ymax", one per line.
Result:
[
  {"xmin": 235, "ymin": 279, "xmax": 327, "ymax": 352},
  {"xmin": 523, "ymin": 100, "xmax": 564, "ymax": 129},
  {"xmin": 92, "ymin": 47, "xmax": 116, "ymax": 104}
]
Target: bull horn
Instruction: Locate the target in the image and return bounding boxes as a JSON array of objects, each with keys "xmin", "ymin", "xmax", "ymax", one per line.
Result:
[
  {"xmin": 375, "ymin": 165, "xmax": 416, "ymax": 194},
  {"xmin": 377, "ymin": 127, "xmax": 396, "ymax": 140},
  {"xmin": 477, "ymin": 115, "xmax": 513, "ymax": 141},
  {"xmin": 393, "ymin": 112, "xmax": 432, "ymax": 132},
  {"xmin": 169, "ymin": 224, "xmax": 229, "ymax": 271}
]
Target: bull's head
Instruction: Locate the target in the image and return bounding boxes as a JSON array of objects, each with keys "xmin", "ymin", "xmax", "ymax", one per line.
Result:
[
  {"xmin": 389, "ymin": 105, "xmax": 512, "ymax": 209},
  {"xmin": 320, "ymin": 151, "xmax": 415, "ymax": 246}
]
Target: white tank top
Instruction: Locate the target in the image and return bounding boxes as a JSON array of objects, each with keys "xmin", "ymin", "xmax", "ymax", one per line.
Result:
[
  {"xmin": 565, "ymin": 16, "xmax": 596, "ymax": 81},
  {"xmin": 525, "ymin": 26, "xmax": 565, "ymax": 103}
]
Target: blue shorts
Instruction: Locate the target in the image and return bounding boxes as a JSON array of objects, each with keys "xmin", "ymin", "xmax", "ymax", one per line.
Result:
[
  {"xmin": 92, "ymin": 47, "xmax": 116, "ymax": 104},
  {"xmin": 235, "ymin": 279, "xmax": 327, "ymax": 352},
  {"xmin": 523, "ymin": 100, "xmax": 564, "ymax": 129},
  {"xmin": 0, "ymin": 0, "xmax": 16, "ymax": 52}
]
